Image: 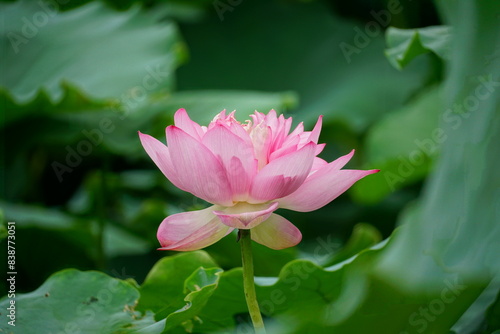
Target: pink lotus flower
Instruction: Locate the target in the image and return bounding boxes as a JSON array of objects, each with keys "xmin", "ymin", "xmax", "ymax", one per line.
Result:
[{"xmin": 139, "ymin": 109, "xmax": 378, "ymax": 251}]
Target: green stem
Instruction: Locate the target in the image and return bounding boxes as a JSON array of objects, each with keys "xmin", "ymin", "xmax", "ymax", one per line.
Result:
[{"xmin": 239, "ymin": 229, "xmax": 266, "ymax": 334}]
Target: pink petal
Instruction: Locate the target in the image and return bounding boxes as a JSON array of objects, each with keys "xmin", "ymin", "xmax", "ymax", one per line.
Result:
[
  {"xmin": 269, "ymin": 142, "xmax": 298, "ymax": 161},
  {"xmin": 166, "ymin": 126, "xmax": 233, "ymax": 206},
  {"xmin": 296, "ymin": 116, "xmax": 324, "ymax": 149},
  {"xmin": 265, "ymin": 109, "xmax": 278, "ymax": 129},
  {"xmin": 269, "ymin": 134, "xmax": 300, "ymax": 162},
  {"xmin": 173, "ymin": 109, "xmax": 205, "ymax": 140},
  {"xmin": 278, "ymin": 151, "xmax": 379, "ymax": 211},
  {"xmin": 297, "ymin": 132, "xmax": 310, "ymax": 148},
  {"xmin": 270, "ymin": 115, "xmax": 287, "ymax": 152},
  {"xmin": 308, "ymin": 115, "xmax": 323, "ymax": 144},
  {"xmin": 281, "ymin": 132, "xmax": 301, "ymax": 149},
  {"xmin": 251, "ymin": 214, "xmax": 302, "ymax": 250},
  {"xmin": 249, "ymin": 142, "xmax": 316, "ymax": 202},
  {"xmin": 250, "ymin": 111, "xmax": 265, "ymax": 124},
  {"xmin": 213, "ymin": 202, "xmax": 279, "ymax": 229},
  {"xmin": 289, "ymin": 122, "xmax": 304, "ymax": 137},
  {"xmin": 266, "ymin": 109, "xmax": 277, "ymax": 119},
  {"xmin": 202, "ymin": 124, "xmax": 257, "ymax": 201},
  {"xmin": 228, "ymin": 121, "xmax": 254, "ymax": 146},
  {"xmin": 138, "ymin": 131, "xmax": 181, "ymax": 187},
  {"xmin": 157, "ymin": 206, "xmax": 233, "ymax": 251},
  {"xmin": 315, "ymin": 143, "xmax": 326, "ymax": 155},
  {"xmin": 250, "ymin": 123, "xmax": 273, "ymax": 170},
  {"xmin": 217, "ymin": 110, "xmax": 227, "ymax": 119},
  {"xmin": 310, "ymin": 157, "xmax": 328, "ymax": 174}
]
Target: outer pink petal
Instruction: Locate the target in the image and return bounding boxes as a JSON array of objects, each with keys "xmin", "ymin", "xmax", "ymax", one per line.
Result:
[
  {"xmin": 213, "ymin": 202, "xmax": 279, "ymax": 229},
  {"xmin": 138, "ymin": 132, "xmax": 181, "ymax": 187},
  {"xmin": 173, "ymin": 109, "xmax": 205, "ymax": 140},
  {"xmin": 251, "ymin": 214, "xmax": 302, "ymax": 250},
  {"xmin": 202, "ymin": 124, "xmax": 257, "ymax": 200},
  {"xmin": 249, "ymin": 142, "xmax": 316, "ymax": 202},
  {"xmin": 166, "ymin": 126, "xmax": 233, "ymax": 206},
  {"xmin": 278, "ymin": 167, "xmax": 379, "ymax": 212},
  {"xmin": 157, "ymin": 206, "xmax": 233, "ymax": 251}
]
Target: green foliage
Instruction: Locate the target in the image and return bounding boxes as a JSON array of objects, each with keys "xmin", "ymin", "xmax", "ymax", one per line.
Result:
[
  {"xmin": 2, "ymin": 240, "xmax": 488, "ymax": 333},
  {"xmin": 137, "ymin": 251, "xmax": 218, "ymax": 320},
  {"xmin": 0, "ymin": 0, "xmax": 183, "ymax": 104},
  {"xmin": 0, "ymin": 269, "xmax": 158, "ymax": 334},
  {"xmin": 376, "ymin": 0, "xmax": 500, "ymax": 287}
]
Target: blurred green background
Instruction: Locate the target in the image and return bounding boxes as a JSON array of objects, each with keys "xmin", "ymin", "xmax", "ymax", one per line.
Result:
[{"xmin": 1, "ymin": 0, "xmax": 499, "ymax": 333}]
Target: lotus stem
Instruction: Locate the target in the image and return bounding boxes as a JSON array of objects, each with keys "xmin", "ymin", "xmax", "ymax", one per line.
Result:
[{"xmin": 239, "ymin": 229, "xmax": 266, "ymax": 334}]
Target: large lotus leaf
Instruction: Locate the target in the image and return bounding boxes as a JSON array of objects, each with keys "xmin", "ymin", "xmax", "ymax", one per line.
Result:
[
  {"xmin": 0, "ymin": 269, "xmax": 161, "ymax": 334},
  {"xmin": 0, "ymin": 0, "xmax": 183, "ymax": 105}
]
